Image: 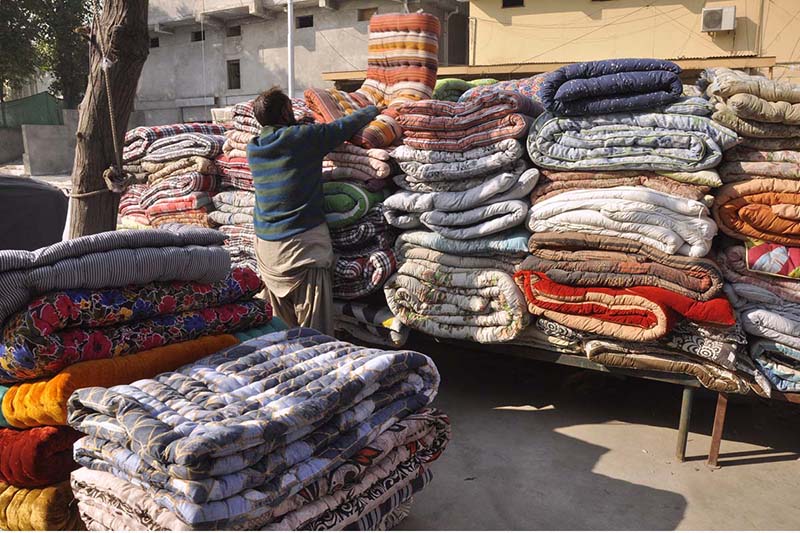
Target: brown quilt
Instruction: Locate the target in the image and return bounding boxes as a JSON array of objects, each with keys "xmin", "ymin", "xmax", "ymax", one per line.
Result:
[
  {"xmin": 525, "ymin": 232, "xmax": 725, "ymax": 301},
  {"xmin": 713, "ymin": 177, "xmax": 800, "ymax": 245}
]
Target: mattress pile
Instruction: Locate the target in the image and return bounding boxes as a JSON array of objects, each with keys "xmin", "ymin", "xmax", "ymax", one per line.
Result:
[
  {"xmin": 304, "ymin": 13, "xmax": 440, "ymax": 148},
  {"xmin": 68, "ymin": 327, "xmax": 451, "ymax": 530},
  {"xmin": 0, "ymin": 226, "xmax": 278, "ymax": 530},
  {"xmin": 705, "ymin": 68, "xmax": 800, "ymax": 393},
  {"xmin": 323, "ymin": 143, "xmax": 398, "ymax": 191},
  {"xmin": 381, "ymin": 91, "xmax": 544, "ymax": 343},
  {"xmin": 510, "ymin": 59, "xmax": 763, "ymax": 393},
  {"xmin": 118, "ymin": 123, "xmax": 227, "ymax": 229}
]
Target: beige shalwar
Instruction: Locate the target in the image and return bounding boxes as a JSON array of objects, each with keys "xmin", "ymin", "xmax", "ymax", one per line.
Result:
[{"xmin": 255, "ymin": 223, "xmax": 335, "ymax": 335}]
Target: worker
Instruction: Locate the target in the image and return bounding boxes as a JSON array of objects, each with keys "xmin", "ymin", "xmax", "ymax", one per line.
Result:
[{"xmin": 247, "ymin": 86, "xmax": 379, "ymax": 335}]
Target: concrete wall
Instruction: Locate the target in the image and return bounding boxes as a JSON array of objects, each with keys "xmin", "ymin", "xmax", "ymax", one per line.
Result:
[
  {"xmin": 137, "ymin": 0, "xmax": 460, "ymax": 125},
  {"xmin": 22, "ymin": 121, "xmax": 76, "ymax": 176},
  {"xmin": 468, "ymin": 0, "xmax": 800, "ymax": 82},
  {"xmin": 0, "ymin": 129, "xmax": 24, "ymax": 164}
]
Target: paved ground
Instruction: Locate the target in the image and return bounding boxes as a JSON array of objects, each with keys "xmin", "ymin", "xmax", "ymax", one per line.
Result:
[{"xmin": 399, "ymin": 335, "xmax": 800, "ymax": 530}]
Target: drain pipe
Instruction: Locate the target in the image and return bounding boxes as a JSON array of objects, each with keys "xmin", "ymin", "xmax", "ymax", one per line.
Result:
[{"xmin": 287, "ymin": 0, "xmax": 295, "ymax": 96}]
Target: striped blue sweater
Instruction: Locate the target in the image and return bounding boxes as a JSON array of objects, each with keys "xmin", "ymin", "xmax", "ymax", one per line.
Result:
[{"xmin": 247, "ymin": 106, "xmax": 379, "ymax": 241}]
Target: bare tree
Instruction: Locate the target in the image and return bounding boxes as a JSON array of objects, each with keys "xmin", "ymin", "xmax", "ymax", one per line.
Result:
[{"xmin": 69, "ymin": 0, "xmax": 148, "ymax": 238}]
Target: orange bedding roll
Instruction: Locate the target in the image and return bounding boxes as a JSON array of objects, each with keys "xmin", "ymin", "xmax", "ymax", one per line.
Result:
[{"xmin": 2, "ymin": 334, "xmax": 238, "ymax": 428}]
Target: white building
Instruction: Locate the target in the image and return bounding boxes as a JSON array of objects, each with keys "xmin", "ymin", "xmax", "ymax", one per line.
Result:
[{"xmin": 136, "ymin": 0, "xmax": 468, "ymax": 125}]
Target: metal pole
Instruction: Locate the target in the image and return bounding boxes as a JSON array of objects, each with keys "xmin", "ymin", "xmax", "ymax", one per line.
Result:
[
  {"xmin": 287, "ymin": 0, "xmax": 295, "ymax": 97},
  {"xmin": 676, "ymin": 386, "xmax": 694, "ymax": 462}
]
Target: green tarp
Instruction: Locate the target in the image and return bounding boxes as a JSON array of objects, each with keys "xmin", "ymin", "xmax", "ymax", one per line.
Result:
[{"xmin": 0, "ymin": 92, "xmax": 64, "ymax": 128}]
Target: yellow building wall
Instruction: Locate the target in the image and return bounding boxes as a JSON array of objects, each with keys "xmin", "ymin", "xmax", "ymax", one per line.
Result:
[{"xmin": 468, "ymin": 0, "xmax": 800, "ymax": 82}]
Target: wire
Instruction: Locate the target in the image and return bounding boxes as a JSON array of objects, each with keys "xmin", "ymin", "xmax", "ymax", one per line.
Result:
[
  {"xmin": 763, "ymin": 1, "xmax": 800, "ymax": 52},
  {"xmin": 318, "ymin": 30, "xmax": 361, "ymax": 70},
  {"xmin": 200, "ymin": 0, "xmax": 209, "ymax": 118}
]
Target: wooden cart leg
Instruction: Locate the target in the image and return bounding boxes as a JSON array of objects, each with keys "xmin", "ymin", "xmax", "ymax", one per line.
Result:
[
  {"xmin": 676, "ymin": 385, "xmax": 694, "ymax": 462},
  {"xmin": 707, "ymin": 392, "xmax": 729, "ymax": 469}
]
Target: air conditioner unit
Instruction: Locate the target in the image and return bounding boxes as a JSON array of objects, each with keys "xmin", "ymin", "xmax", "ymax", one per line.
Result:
[{"xmin": 701, "ymin": 6, "xmax": 736, "ymax": 32}]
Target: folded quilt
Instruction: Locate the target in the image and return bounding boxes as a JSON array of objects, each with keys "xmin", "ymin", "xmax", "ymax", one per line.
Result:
[
  {"xmin": 744, "ymin": 239, "xmax": 800, "ymax": 279},
  {"xmin": 385, "ymin": 253, "xmax": 528, "ymax": 343},
  {"xmin": 505, "ymin": 318, "xmax": 583, "ymax": 354},
  {"xmin": 0, "ymin": 481, "xmax": 82, "ymax": 531},
  {"xmin": 385, "ymin": 167, "xmax": 537, "ymax": 222},
  {"xmin": 0, "ymin": 298, "xmax": 270, "ymax": 383},
  {"xmin": 713, "ymin": 177, "xmax": 800, "ymax": 245},
  {"xmin": 392, "ymin": 160, "xmax": 532, "ymax": 195},
  {"xmin": 143, "ymin": 156, "xmax": 216, "ymax": 184},
  {"xmin": 395, "ymin": 243, "xmax": 518, "ymax": 274},
  {"xmin": 458, "ymin": 74, "xmax": 548, "ymax": 104},
  {"xmin": 514, "ymin": 271, "xmax": 735, "ymax": 342},
  {"xmin": 215, "ymin": 155, "xmax": 250, "ymax": 172},
  {"xmin": 732, "ymin": 300, "xmax": 800, "ymax": 352},
  {"xmin": 150, "ymin": 211, "xmax": 213, "ymax": 228},
  {"xmin": 325, "ymin": 149, "xmax": 393, "ymax": 179},
  {"xmin": 539, "ymin": 58, "xmax": 682, "ymax": 116},
  {"xmin": 396, "ymin": 228, "xmax": 530, "ymax": 258},
  {"xmin": 532, "ymin": 170, "xmax": 712, "ymax": 203},
  {"xmin": 0, "ymin": 426, "xmax": 81, "ymax": 487},
  {"xmin": 418, "ymin": 200, "xmax": 528, "ymax": 240},
  {"xmin": 334, "ymin": 249, "xmax": 397, "ymax": 299},
  {"xmin": 528, "ymin": 100, "xmax": 739, "ymax": 172},
  {"xmin": 719, "ymin": 148, "xmax": 800, "ymax": 182},
  {"xmin": 526, "ymin": 232, "xmax": 725, "ymax": 301},
  {"xmin": 322, "ymin": 166, "xmax": 392, "ymax": 192},
  {"xmin": 208, "ymin": 211, "xmax": 252, "ymax": 226},
  {"xmin": 142, "ymin": 133, "xmax": 226, "ymax": 163},
  {"xmin": 1, "ymin": 335, "xmax": 237, "ymax": 428},
  {"xmin": 403, "ymin": 113, "xmax": 532, "ymax": 152},
  {"xmin": 703, "ymin": 67, "xmax": 800, "ymax": 104},
  {"xmin": 323, "ymin": 182, "xmax": 387, "ymax": 229},
  {"xmin": 330, "ymin": 208, "xmax": 394, "ymax": 255},
  {"xmin": 0, "ymin": 227, "xmax": 230, "ymax": 327},
  {"xmin": 145, "ymin": 192, "xmax": 213, "ymax": 215},
  {"xmin": 395, "ymin": 139, "xmax": 525, "ymax": 182},
  {"xmin": 140, "ymin": 173, "xmax": 218, "ymax": 209},
  {"xmin": 750, "ymin": 339, "xmax": 800, "ymax": 392},
  {"xmin": 71, "ymin": 408, "xmax": 448, "ymax": 530},
  {"xmin": 397, "ymin": 91, "xmax": 541, "ymax": 131},
  {"xmin": 334, "ymin": 300, "xmax": 409, "ymax": 348},
  {"xmin": 527, "ymin": 186, "xmax": 717, "ymax": 257},
  {"xmin": 212, "ymin": 190, "xmax": 255, "ymax": 210},
  {"xmin": 67, "ymin": 328, "xmax": 439, "ymax": 528},
  {"xmin": 718, "ymin": 245, "xmax": 800, "ymax": 305},
  {"xmin": 741, "ymin": 137, "xmax": 800, "ymax": 151},
  {"xmin": 584, "ymin": 339, "xmax": 754, "ymax": 395},
  {"xmin": 124, "ymin": 124, "xmax": 227, "ymax": 163},
  {"xmin": 712, "ymin": 103, "xmax": 800, "ymax": 138}
]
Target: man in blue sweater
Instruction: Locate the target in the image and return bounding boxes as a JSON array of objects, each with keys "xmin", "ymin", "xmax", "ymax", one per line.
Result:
[{"xmin": 247, "ymin": 87, "xmax": 378, "ymax": 334}]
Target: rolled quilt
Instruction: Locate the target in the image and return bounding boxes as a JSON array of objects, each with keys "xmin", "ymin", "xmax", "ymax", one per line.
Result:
[
  {"xmin": 743, "ymin": 239, "xmax": 800, "ymax": 279},
  {"xmin": 124, "ymin": 123, "xmax": 226, "ymax": 163},
  {"xmin": 403, "ymin": 113, "xmax": 532, "ymax": 152},
  {"xmin": 532, "ymin": 169, "xmax": 714, "ymax": 203},
  {"xmin": 729, "ymin": 290, "xmax": 800, "ymax": 351},
  {"xmin": 527, "ymin": 186, "xmax": 717, "ymax": 257},
  {"xmin": 396, "ymin": 228, "xmax": 530, "ymax": 258},
  {"xmin": 329, "ymin": 208, "xmax": 393, "ymax": 255},
  {"xmin": 67, "ymin": 328, "xmax": 440, "ymax": 529},
  {"xmin": 712, "ymin": 104, "xmax": 800, "ymax": 139},
  {"xmin": 538, "ymin": 58, "xmax": 682, "ymax": 116},
  {"xmin": 394, "ymin": 139, "xmax": 525, "ymax": 183},
  {"xmin": 750, "ymin": 339, "xmax": 800, "ymax": 392},
  {"xmin": 71, "ymin": 408, "xmax": 449, "ymax": 530},
  {"xmin": 142, "ymin": 133, "xmax": 226, "ymax": 163},
  {"xmin": 419, "ymin": 199, "xmax": 529, "ymax": 240},
  {"xmin": 458, "ymin": 74, "xmax": 548, "ymax": 104},
  {"xmin": 0, "ymin": 426, "xmax": 81, "ymax": 487},
  {"xmin": 323, "ymin": 182, "xmax": 387, "ymax": 229},
  {"xmin": 334, "ymin": 249, "xmax": 397, "ymax": 300},
  {"xmin": 142, "ymin": 156, "xmax": 216, "ymax": 184},
  {"xmin": 145, "ymin": 191, "xmax": 213, "ymax": 215},
  {"xmin": 433, "ymin": 77, "xmax": 498, "ymax": 102},
  {"xmin": 140, "ymin": 172, "xmax": 218, "ymax": 209},
  {"xmin": 0, "ymin": 227, "xmax": 230, "ymax": 326},
  {"xmin": 0, "ymin": 481, "xmax": 82, "ymax": 531},
  {"xmin": 1, "ymin": 335, "xmax": 238, "ymax": 428},
  {"xmin": 385, "ymin": 250, "xmax": 528, "ymax": 343},
  {"xmin": 718, "ymin": 245, "xmax": 800, "ymax": 304},
  {"xmin": 528, "ymin": 98, "xmax": 739, "ymax": 171},
  {"xmin": 584, "ymin": 340, "xmax": 755, "ymax": 395},
  {"xmin": 713, "ymin": 178, "xmax": 800, "ymax": 245},
  {"xmin": 150, "ymin": 210, "xmax": 213, "ymax": 228},
  {"xmin": 513, "ymin": 271, "xmax": 735, "ymax": 342},
  {"xmin": 334, "ymin": 300, "xmax": 409, "ymax": 348},
  {"xmin": 525, "ymin": 232, "xmax": 725, "ymax": 301}
]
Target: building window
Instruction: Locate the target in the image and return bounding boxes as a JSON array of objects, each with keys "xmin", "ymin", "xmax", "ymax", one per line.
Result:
[
  {"xmin": 226, "ymin": 25, "xmax": 242, "ymax": 37},
  {"xmin": 502, "ymin": 0, "xmax": 523, "ymax": 7},
  {"xmin": 357, "ymin": 7, "xmax": 378, "ymax": 21},
  {"xmin": 191, "ymin": 30, "xmax": 205, "ymax": 42},
  {"xmin": 296, "ymin": 15, "xmax": 314, "ymax": 29},
  {"xmin": 227, "ymin": 60, "xmax": 241, "ymax": 90},
  {"xmin": 150, "ymin": 37, "xmax": 160, "ymax": 48}
]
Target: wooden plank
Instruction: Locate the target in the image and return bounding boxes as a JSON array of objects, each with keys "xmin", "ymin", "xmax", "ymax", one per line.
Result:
[{"xmin": 323, "ymin": 56, "xmax": 777, "ymax": 82}]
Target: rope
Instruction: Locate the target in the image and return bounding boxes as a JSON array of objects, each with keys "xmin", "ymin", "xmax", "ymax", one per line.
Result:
[{"xmin": 68, "ymin": 188, "xmax": 113, "ymax": 198}]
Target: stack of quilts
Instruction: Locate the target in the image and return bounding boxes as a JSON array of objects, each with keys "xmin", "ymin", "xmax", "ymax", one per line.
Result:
[
  {"xmin": 323, "ymin": 143, "xmax": 397, "ymax": 191},
  {"xmin": 432, "ymin": 77, "xmax": 498, "ymax": 102},
  {"xmin": 515, "ymin": 59, "xmax": 765, "ymax": 394},
  {"xmin": 0, "ymin": 226, "xmax": 276, "ymax": 530},
  {"xmin": 380, "ymin": 91, "xmax": 542, "ymax": 343},
  {"xmin": 118, "ymin": 123, "xmax": 227, "ymax": 228},
  {"xmin": 333, "ymin": 299, "xmax": 410, "ymax": 348},
  {"xmin": 68, "ymin": 327, "xmax": 451, "ymax": 530},
  {"xmin": 304, "ymin": 12, "xmax": 440, "ymax": 148},
  {"xmin": 706, "ymin": 68, "xmax": 800, "ymax": 393}
]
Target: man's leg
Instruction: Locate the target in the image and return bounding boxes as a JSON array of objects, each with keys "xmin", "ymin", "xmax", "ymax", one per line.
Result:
[
  {"xmin": 255, "ymin": 238, "xmax": 299, "ymax": 328},
  {"xmin": 295, "ymin": 267, "xmax": 334, "ymax": 335}
]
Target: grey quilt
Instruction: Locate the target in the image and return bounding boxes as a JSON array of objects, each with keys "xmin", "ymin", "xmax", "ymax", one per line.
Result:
[
  {"xmin": 395, "ymin": 139, "xmax": 525, "ymax": 182},
  {"xmin": 0, "ymin": 226, "xmax": 229, "ymax": 327},
  {"xmin": 419, "ymin": 199, "xmax": 529, "ymax": 240}
]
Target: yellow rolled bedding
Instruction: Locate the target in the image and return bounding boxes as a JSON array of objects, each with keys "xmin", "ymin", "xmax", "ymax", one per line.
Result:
[
  {"xmin": 3, "ymin": 334, "xmax": 237, "ymax": 428},
  {"xmin": 0, "ymin": 481, "xmax": 82, "ymax": 531}
]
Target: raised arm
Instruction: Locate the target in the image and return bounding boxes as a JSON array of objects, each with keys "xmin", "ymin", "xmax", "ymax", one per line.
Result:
[{"xmin": 308, "ymin": 105, "xmax": 380, "ymax": 154}]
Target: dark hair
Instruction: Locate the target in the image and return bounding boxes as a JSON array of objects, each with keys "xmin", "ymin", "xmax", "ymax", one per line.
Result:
[{"xmin": 252, "ymin": 86, "xmax": 294, "ymax": 126}]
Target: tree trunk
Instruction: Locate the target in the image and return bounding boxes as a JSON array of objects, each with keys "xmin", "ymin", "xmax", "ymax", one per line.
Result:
[{"xmin": 68, "ymin": 0, "xmax": 148, "ymax": 238}]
